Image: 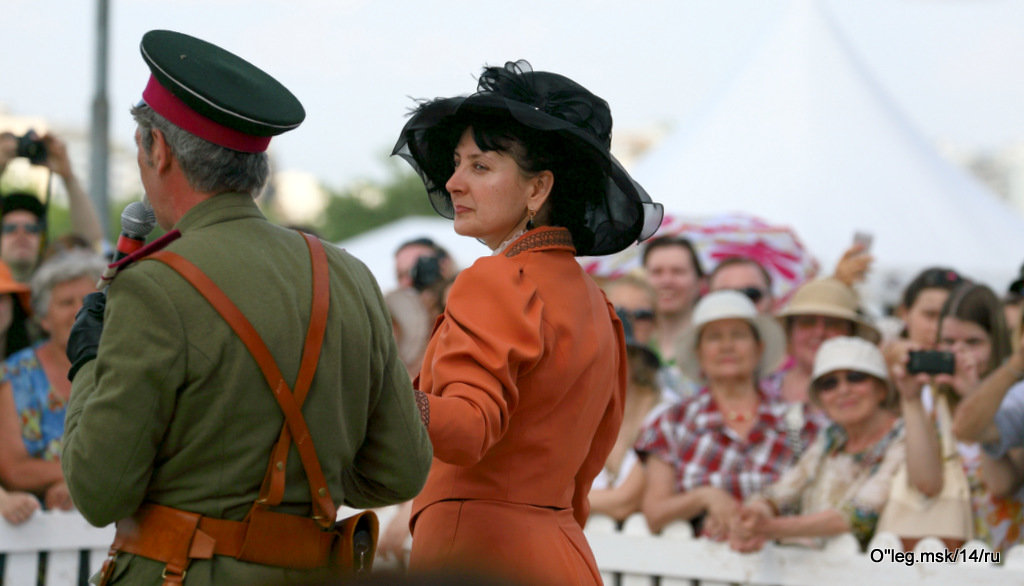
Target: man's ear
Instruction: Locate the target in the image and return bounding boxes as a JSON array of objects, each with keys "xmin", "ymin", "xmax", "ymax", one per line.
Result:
[{"xmin": 149, "ymin": 129, "xmax": 173, "ymax": 174}]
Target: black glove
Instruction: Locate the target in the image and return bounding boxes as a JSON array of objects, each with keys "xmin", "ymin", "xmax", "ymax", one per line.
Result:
[{"xmin": 67, "ymin": 291, "xmax": 106, "ymax": 381}]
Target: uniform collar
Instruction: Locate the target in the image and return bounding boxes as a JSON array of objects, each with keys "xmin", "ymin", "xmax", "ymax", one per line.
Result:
[
  {"xmin": 173, "ymin": 192, "xmax": 265, "ymax": 233},
  {"xmin": 503, "ymin": 226, "xmax": 575, "ymax": 257}
]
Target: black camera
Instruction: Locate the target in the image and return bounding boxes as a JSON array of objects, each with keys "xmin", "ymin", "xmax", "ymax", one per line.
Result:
[
  {"xmin": 410, "ymin": 254, "xmax": 443, "ymax": 291},
  {"xmin": 907, "ymin": 350, "xmax": 955, "ymax": 375},
  {"xmin": 16, "ymin": 131, "xmax": 47, "ymax": 165}
]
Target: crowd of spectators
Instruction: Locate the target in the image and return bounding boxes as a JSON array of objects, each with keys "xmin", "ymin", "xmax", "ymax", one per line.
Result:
[
  {"xmin": 0, "ymin": 130, "xmax": 108, "ymax": 525},
  {"xmin": 3, "ymin": 124, "xmax": 1024, "ymax": 570},
  {"xmin": 580, "ymin": 233, "xmax": 1024, "ymax": 556}
]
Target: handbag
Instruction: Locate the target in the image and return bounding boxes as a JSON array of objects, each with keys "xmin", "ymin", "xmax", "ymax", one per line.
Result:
[{"xmin": 876, "ymin": 394, "xmax": 973, "ymax": 550}]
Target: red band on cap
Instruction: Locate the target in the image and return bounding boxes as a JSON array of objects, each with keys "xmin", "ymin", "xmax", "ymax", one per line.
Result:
[{"xmin": 142, "ymin": 75, "xmax": 271, "ymax": 153}]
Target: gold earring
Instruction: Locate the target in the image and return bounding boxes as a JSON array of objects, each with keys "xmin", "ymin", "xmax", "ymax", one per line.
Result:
[{"xmin": 526, "ymin": 208, "xmax": 536, "ymax": 230}]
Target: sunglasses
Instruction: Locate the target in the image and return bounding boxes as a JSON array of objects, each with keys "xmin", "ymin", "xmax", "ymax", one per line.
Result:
[
  {"xmin": 813, "ymin": 371, "xmax": 871, "ymax": 393},
  {"xmin": 1, "ymin": 222, "xmax": 43, "ymax": 235},
  {"xmin": 616, "ymin": 308, "xmax": 655, "ymax": 322},
  {"xmin": 732, "ymin": 287, "xmax": 765, "ymax": 304}
]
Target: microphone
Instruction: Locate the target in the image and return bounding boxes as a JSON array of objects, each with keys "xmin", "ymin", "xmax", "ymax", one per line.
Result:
[
  {"xmin": 114, "ymin": 201, "xmax": 157, "ymax": 262},
  {"xmin": 97, "ymin": 202, "xmax": 157, "ymax": 289}
]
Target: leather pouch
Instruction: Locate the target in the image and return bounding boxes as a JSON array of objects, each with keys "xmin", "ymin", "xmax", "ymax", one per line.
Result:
[
  {"xmin": 237, "ymin": 507, "xmax": 333, "ymax": 569},
  {"xmin": 332, "ymin": 510, "xmax": 379, "ymax": 573}
]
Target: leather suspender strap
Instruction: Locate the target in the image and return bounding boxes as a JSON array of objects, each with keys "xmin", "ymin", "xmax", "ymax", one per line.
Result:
[{"xmin": 148, "ymin": 233, "xmax": 336, "ymax": 528}]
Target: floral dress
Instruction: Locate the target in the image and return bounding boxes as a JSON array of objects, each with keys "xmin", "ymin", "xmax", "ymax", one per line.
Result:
[
  {"xmin": 758, "ymin": 420, "xmax": 906, "ymax": 549},
  {"xmin": 960, "ymin": 442, "xmax": 1024, "ymax": 552},
  {"xmin": 0, "ymin": 343, "xmax": 65, "ymax": 461}
]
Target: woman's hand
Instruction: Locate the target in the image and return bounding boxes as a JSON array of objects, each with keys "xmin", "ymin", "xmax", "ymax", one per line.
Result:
[
  {"xmin": 43, "ymin": 480, "xmax": 74, "ymax": 511},
  {"xmin": 833, "ymin": 243, "xmax": 873, "ymax": 287},
  {"xmin": 729, "ymin": 502, "xmax": 772, "ymax": 552},
  {"xmin": 0, "ymin": 490, "xmax": 39, "ymax": 525},
  {"xmin": 933, "ymin": 346, "xmax": 980, "ymax": 397},
  {"xmin": 375, "ymin": 502, "xmax": 412, "ymax": 567},
  {"xmin": 700, "ymin": 486, "xmax": 739, "ymax": 541},
  {"xmin": 888, "ymin": 340, "xmax": 929, "ymax": 404}
]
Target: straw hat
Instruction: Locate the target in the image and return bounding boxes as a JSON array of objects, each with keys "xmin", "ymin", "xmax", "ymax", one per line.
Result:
[
  {"xmin": 777, "ymin": 277, "xmax": 880, "ymax": 343},
  {"xmin": 676, "ymin": 290, "xmax": 786, "ymax": 383}
]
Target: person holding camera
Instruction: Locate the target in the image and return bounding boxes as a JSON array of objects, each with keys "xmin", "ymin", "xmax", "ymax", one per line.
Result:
[
  {"xmin": 891, "ymin": 282, "xmax": 1024, "ymax": 552},
  {"xmin": 0, "ymin": 131, "xmax": 104, "ymax": 282},
  {"xmin": 61, "ymin": 30, "xmax": 431, "ymax": 584}
]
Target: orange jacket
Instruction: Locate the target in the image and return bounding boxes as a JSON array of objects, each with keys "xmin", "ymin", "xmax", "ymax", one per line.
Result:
[{"xmin": 412, "ymin": 227, "xmax": 627, "ymax": 529}]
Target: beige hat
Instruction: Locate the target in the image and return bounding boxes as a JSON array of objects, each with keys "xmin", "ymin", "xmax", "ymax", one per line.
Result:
[
  {"xmin": 810, "ymin": 336, "xmax": 895, "ymax": 406},
  {"xmin": 777, "ymin": 277, "xmax": 880, "ymax": 343},
  {"xmin": 676, "ymin": 290, "xmax": 786, "ymax": 383}
]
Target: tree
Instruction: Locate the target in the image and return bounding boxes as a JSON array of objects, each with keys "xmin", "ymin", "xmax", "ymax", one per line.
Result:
[{"xmin": 317, "ymin": 163, "xmax": 435, "ymax": 242}]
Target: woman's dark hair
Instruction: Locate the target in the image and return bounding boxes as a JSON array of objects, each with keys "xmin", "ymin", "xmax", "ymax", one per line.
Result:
[
  {"xmin": 937, "ymin": 282, "xmax": 1011, "ymax": 376},
  {"xmin": 433, "ymin": 113, "xmax": 602, "ymax": 253},
  {"xmin": 900, "ymin": 267, "xmax": 965, "ymax": 310},
  {"xmin": 641, "ymin": 235, "xmax": 705, "ymax": 278},
  {"xmin": 5, "ymin": 295, "xmax": 31, "ymax": 358}
]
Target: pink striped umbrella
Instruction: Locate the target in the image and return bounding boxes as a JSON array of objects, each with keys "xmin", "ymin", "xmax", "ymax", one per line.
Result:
[{"xmin": 580, "ymin": 212, "xmax": 820, "ymax": 311}]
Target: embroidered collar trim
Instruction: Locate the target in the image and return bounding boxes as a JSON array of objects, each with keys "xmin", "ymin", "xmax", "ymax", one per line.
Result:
[{"xmin": 503, "ymin": 226, "xmax": 575, "ymax": 257}]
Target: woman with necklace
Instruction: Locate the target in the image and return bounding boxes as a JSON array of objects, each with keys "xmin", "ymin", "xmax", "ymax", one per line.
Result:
[
  {"xmin": 393, "ymin": 60, "xmax": 662, "ymax": 584},
  {"xmin": 0, "ymin": 250, "xmax": 105, "ymax": 511},
  {"xmin": 636, "ymin": 290, "xmax": 818, "ymax": 540},
  {"xmin": 730, "ymin": 337, "xmax": 905, "ymax": 552}
]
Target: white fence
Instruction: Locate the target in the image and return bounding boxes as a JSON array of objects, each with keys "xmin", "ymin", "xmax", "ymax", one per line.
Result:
[
  {"xmin": 3, "ymin": 509, "xmax": 1024, "ymax": 585},
  {"xmin": 584, "ymin": 513, "xmax": 1024, "ymax": 586},
  {"xmin": 0, "ymin": 510, "xmax": 112, "ymax": 585}
]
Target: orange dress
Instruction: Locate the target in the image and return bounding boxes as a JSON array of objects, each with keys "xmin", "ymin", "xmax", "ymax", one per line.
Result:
[{"xmin": 409, "ymin": 227, "xmax": 626, "ymax": 585}]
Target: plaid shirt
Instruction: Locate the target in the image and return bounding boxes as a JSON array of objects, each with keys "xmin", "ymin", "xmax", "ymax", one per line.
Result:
[{"xmin": 635, "ymin": 387, "xmax": 820, "ymax": 500}]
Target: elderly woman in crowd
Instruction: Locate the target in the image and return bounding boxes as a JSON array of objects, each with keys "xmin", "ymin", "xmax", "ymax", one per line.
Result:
[
  {"xmin": 636, "ymin": 290, "xmax": 819, "ymax": 539},
  {"xmin": 0, "ymin": 250, "xmax": 104, "ymax": 510},
  {"xmin": 764, "ymin": 277, "xmax": 880, "ymax": 410},
  {"xmin": 730, "ymin": 337, "xmax": 905, "ymax": 552}
]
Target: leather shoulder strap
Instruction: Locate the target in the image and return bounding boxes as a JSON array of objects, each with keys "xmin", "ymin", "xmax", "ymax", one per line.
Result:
[{"xmin": 147, "ymin": 233, "xmax": 335, "ymax": 528}]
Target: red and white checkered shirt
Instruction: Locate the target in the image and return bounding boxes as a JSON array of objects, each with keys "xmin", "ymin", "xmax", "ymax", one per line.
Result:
[{"xmin": 635, "ymin": 387, "xmax": 820, "ymax": 500}]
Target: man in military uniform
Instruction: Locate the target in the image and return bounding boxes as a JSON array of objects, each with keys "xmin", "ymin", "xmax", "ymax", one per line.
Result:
[{"xmin": 62, "ymin": 30, "xmax": 432, "ymax": 584}]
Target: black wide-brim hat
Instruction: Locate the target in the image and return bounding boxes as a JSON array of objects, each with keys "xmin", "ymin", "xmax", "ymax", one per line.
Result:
[{"xmin": 392, "ymin": 60, "xmax": 663, "ymax": 257}]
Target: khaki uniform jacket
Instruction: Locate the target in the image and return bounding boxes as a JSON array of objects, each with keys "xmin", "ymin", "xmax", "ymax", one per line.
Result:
[{"xmin": 62, "ymin": 193, "xmax": 432, "ymax": 585}]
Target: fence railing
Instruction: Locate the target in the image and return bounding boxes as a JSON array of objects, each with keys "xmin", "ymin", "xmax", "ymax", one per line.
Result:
[
  {"xmin": 4, "ymin": 509, "xmax": 1024, "ymax": 585},
  {"xmin": 0, "ymin": 510, "xmax": 112, "ymax": 585},
  {"xmin": 584, "ymin": 512, "xmax": 1024, "ymax": 586}
]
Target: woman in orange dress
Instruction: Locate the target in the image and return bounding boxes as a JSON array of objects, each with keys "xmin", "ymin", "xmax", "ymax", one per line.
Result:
[{"xmin": 392, "ymin": 60, "xmax": 662, "ymax": 584}]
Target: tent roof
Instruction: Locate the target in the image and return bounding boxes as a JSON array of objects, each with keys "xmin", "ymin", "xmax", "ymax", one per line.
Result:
[{"xmin": 631, "ymin": 0, "xmax": 1024, "ymax": 304}]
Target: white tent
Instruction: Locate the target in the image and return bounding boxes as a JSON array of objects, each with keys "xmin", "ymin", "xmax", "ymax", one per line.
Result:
[
  {"xmin": 335, "ymin": 216, "xmax": 488, "ymax": 293},
  {"xmin": 631, "ymin": 0, "xmax": 1024, "ymax": 307}
]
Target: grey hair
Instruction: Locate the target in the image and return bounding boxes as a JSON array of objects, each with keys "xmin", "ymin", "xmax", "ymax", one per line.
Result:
[
  {"xmin": 131, "ymin": 103, "xmax": 270, "ymax": 197},
  {"xmin": 30, "ymin": 250, "xmax": 106, "ymax": 319}
]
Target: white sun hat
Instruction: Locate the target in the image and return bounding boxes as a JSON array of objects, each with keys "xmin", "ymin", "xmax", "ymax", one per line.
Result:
[{"xmin": 676, "ymin": 290, "xmax": 785, "ymax": 383}]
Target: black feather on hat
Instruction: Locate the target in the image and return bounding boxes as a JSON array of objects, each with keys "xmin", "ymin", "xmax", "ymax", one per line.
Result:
[{"xmin": 392, "ymin": 60, "xmax": 663, "ymax": 257}]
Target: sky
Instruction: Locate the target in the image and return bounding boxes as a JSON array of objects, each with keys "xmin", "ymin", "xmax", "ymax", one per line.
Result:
[{"xmin": 4, "ymin": 0, "xmax": 1024, "ymax": 193}]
